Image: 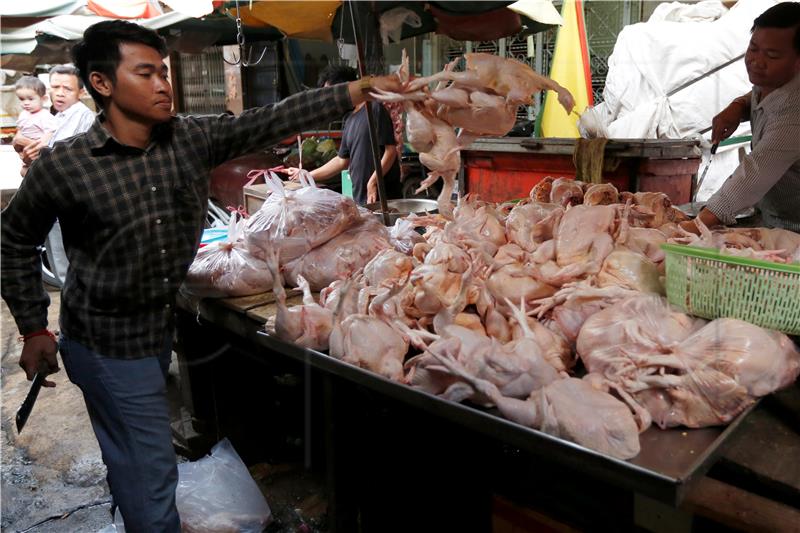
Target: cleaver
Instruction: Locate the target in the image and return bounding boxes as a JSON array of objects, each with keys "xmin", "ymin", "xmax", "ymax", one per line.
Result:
[{"xmin": 16, "ymin": 372, "xmax": 46, "ymax": 433}]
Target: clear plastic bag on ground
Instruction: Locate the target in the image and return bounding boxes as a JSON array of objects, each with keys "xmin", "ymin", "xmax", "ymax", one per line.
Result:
[
  {"xmin": 177, "ymin": 438, "xmax": 272, "ymax": 533},
  {"xmin": 100, "ymin": 438, "xmax": 271, "ymax": 532},
  {"xmin": 184, "ymin": 214, "xmax": 273, "ymax": 297}
]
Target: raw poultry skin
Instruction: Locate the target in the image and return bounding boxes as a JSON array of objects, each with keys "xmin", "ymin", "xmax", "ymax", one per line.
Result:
[
  {"xmin": 265, "ymin": 247, "xmax": 333, "ymax": 351},
  {"xmin": 372, "ymin": 50, "xmax": 575, "ymax": 219},
  {"xmin": 426, "ymin": 348, "xmax": 641, "ymax": 460},
  {"xmin": 329, "ymin": 286, "xmax": 410, "ymax": 381}
]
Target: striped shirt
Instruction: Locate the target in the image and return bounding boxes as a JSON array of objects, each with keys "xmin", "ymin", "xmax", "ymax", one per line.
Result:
[
  {"xmin": 706, "ymin": 74, "xmax": 800, "ymax": 231},
  {"xmin": 1, "ymin": 84, "xmax": 353, "ymax": 358}
]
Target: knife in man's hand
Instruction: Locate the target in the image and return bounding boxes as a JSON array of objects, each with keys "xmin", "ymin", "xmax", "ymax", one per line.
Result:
[{"xmin": 16, "ymin": 372, "xmax": 46, "ymax": 433}]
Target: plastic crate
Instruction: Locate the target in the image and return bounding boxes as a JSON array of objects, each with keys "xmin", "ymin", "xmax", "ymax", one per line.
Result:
[{"xmin": 661, "ymin": 243, "xmax": 800, "ymax": 335}]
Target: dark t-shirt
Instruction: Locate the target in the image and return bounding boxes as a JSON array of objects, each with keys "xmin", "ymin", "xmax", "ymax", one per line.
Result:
[{"xmin": 338, "ymin": 102, "xmax": 401, "ymax": 206}]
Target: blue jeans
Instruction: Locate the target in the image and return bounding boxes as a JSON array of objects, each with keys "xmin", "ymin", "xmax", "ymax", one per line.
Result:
[{"xmin": 59, "ymin": 335, "xmax": 180, "ymax": 532}]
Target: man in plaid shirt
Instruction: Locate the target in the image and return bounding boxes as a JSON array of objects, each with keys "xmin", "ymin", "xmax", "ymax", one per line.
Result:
[{"xmin": 1, "ymin": 20, "xmax": 400, "ymax": 531}]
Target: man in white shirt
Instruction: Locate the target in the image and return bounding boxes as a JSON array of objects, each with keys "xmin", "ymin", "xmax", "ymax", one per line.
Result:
[
  {"xmin": 22, "ymin": 65, "xmax": 96, "ymax": 286},
  {"xmin": 23, "ymin": 65, "xmax": 95, "ymax": 160}
]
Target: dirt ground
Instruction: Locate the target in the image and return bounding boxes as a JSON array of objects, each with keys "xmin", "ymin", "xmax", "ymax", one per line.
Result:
[
  {"xmin": 1, "ymin": 287, "xmax": 113, "ymax": 532},
  {"xmin": 1, "ymin": 287, "xmax": 328, "ymax": 532}
]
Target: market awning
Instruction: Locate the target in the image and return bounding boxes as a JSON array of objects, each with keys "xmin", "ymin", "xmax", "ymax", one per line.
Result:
[
  {"xmin": 227, "ymin": 0, "xmax": 563, "ymax": 43},
  {"xmin": 1, "ymin": 1, "xmax": 277, "ymax": 70}
]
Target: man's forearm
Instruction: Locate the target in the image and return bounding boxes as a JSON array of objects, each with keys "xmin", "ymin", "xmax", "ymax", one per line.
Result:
[
  {"xmin": 730, "ymin": 92, "xmax": 752, "ymax": 123},
  {"xmin": 311, "ymin": 156, "xmax": 348, "ymax": 181}
]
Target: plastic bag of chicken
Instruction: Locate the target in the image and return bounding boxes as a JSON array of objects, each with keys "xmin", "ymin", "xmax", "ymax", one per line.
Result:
[
  {"xmin": 245, "ymin": 171, "xmax": 361, "ymax": 265},
  {"xmin": 183, "ymin": 214, "xmax": 273, "ymax": 298},
  {"xmin": 284, "ymin": 213, "xmax": 392, "ymax": 291}
]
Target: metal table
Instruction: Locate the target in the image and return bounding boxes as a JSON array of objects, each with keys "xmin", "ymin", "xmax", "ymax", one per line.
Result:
[{"xmin": 175, "ymin": 291, "xmax": 800, "ymax": 531}]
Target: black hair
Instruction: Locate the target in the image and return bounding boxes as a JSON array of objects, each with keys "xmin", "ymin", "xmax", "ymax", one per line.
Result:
[
  {"xmin": 752, "ymin": 2, "xmax": 800, "ymax": 54},
  {"xmin": 15, "ymin": 76, "xmax": 47, "ymax": 97},
  {"xmin": 71, "ymin": 20, "xmax": 167, "ymax": 109},
  {"xmin": 317, "ymin": 64, "xmax": 359, "ymax": 88},
  {"xmin": 48, "ymin": 65, "xmax": 84, "ymax": 89}
]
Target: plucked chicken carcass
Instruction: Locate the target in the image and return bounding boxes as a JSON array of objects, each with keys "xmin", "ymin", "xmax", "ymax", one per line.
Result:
[
  {"xmin": 245, "ymin": 173, "xmax": 360, "ymax": 264},
  {"xmin": 532, "ymin": 282, "xmax": 642, "ymax": 342},
  {"xmin": 372, "ymin": 50, "xmax": 575, "ymax": 219},
  {"xmin": 534, "ymin": 204, "xmax": 618, "ymax": 285},
  {"xmin": 505, "ymin": 202, "xmax": 563, "ymax": 252},
  {"xmin": 363, "ymin": 248, "xmax": 416, "ymax": 287},
  {"xmin": 583, "ymin": 183, "xmax": 620, "ymax": 206},
  {"xmin": 409, "ymin": 240, "xmax": 472, "ymax": 316},
  {"xmin": 575, "ymin": 295, "xmax": 800, "ymax": 429},
  {"xmin": 634, "ymin": 318, "xmax": 800, "ymax": 428},
  {"xmin": 329, "ymin": 285, "xmax": 412, "ymax": 381},
  {"xmin": 404, "ymin": 53, "xmax": 575, "ymax": 113},
  {"xmin": 549, "ymin": 177, "xmax": 584, "ymax": 207},
  {"xmin": 265, "ymin": 247, "xmax": 333, "ymax": 351},
  {"xmin": 623, "ymin": 191, "xmax": 688, "ymax": 227},
  {"xmin": 428, "ymin": 348, "xmax": 641, "ymax": 460},
  {"xmin": 596, "ymin": 249, "xmax": 663, "ymax": 294}
]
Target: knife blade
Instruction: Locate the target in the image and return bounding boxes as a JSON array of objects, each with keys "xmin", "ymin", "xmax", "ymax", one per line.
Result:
[
  {"xmin": 16, "ymin": 372, "xmax": 46, "ymax": 433},
  {"xmin": 692, "ymin": 142, "xmax": 719, "ymax": 204}
]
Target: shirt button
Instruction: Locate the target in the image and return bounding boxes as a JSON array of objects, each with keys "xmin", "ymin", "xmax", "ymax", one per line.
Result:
[
  {"xmin": 151, "ymin": 186, "xmax": 157, "ymax": 192},
  {"xmin": 160, "ymin": 249, "xmax": 167, "ymax": 255},
  {"xmin": 163, "ymin": 278, "xmax": 169, "ymax": 283},
  {"xmin": 156, "ymin": 218, "xmax": 162, "ymax": 225}
]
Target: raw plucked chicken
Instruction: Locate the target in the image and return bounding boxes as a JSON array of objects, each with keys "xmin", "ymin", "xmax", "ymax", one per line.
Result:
[
  {"xmin": 372, "ymin": 50, "xmax": 575, "ymax": 219},
  {"xmin": 427, "ymin": 347, "xmax": 641, "ymax": 460},
  {"xmin": 265, "ymin": 246, "xmax": 332, "ymax": 351},
  {"xmin": 243, "ymin": 172, "xmax": 800, "ymax": 461}
]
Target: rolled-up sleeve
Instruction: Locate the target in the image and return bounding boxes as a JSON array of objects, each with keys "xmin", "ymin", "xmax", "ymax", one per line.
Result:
[{"xmin": 706, "ymin": 118, "xmax": 800, "ymax": 225}]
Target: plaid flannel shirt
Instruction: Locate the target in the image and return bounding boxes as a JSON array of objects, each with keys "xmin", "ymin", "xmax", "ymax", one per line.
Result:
[{"xmin": 2, "ymin": 83, "xmax": 352, "ymax": 358}]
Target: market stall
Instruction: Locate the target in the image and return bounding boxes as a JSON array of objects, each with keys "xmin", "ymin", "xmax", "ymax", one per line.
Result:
[
  {"xmin": 173, "ymin": 285, "xmax": 800, "ymax": 532},
  {"xmin": 170, "ymin": 13, "xmax": 800, "ymax": 528}
]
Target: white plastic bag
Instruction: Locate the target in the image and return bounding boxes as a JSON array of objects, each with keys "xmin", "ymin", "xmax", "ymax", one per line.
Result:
[
  {"xmin": 103, "ymin": 439, "xmax": 271, "ymax": 532},
  {"xmin": 184, "ymin": 214, "xmax": 273, "ymax": 297},
  {"xmin": 176, "ymin": 438, "xmax": 272, "ymax": 533},
  {"xmin": 245, "ymin": 171, "xmax": 361, "ymax": 265},
  {"xmin": 388, "ymin": 216, "xmax": 425, "ymax": 255}
]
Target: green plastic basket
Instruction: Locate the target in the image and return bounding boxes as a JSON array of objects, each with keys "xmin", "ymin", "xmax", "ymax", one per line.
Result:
[{"xmin": 661, "ymin": 243, "xmax": 800, "ymax": 335}]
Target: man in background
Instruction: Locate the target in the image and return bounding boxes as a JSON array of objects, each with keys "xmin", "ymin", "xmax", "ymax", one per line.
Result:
[
  {"xmin": 287, "ymin": 64, "xmax": 401, "ymax": 205},
  {"xmin": 22, "ymin": 65, "xmax": 96, "ymax": 286}
]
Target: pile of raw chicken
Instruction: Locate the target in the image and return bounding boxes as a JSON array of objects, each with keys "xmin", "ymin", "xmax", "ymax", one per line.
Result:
[{"xmin": 184, "ymin": 53, "xmax": 800, "ymax": 462}]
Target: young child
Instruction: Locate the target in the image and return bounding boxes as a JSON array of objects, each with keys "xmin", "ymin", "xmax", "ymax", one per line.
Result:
[{"xmin": 13, "ymin": 76, "xmax": 57, "ymax": 176}]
